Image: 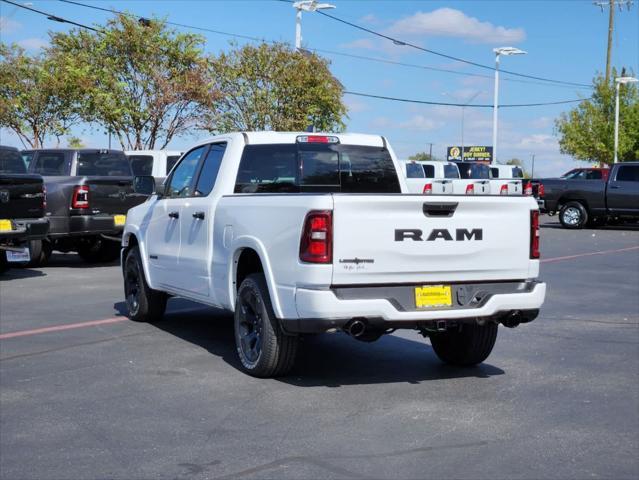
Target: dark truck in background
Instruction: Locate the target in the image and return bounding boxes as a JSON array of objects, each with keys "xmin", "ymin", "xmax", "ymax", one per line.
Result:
[
  {"xmin": 538, "ymin": 162, "xmax": 639, "ymax": 228},
  {"xmin": 0, "ymin": 146, "xmax": 48, "ymax": 272},
  {"xmin": 25, "ymin": 149, "xmax": 148, "ymax": 264}
]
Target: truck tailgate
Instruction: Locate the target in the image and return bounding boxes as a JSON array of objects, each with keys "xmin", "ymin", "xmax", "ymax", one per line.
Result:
[
  {"xmin": 332, "ymin": 195, "xmax": 536, "ymax": 285},
  {"xmin": 0, "ymin": 174, "xmax": 44, "ymax": 219},
  {"xmin": 79, "ymin": 177, "xmax": 145, "ymax": 215}
]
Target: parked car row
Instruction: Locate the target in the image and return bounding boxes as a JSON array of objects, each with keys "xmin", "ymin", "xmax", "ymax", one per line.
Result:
[{"xmin": 401, "ymin": 159, "xmax": 522, "ymax": 195}]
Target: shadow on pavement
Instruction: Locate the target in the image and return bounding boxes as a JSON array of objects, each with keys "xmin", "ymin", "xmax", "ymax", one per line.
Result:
[
  {"xmin": 133, "ymin": 301, "xmax": 505, "ymax": 386},
  {"xmin": 0, "ymin": 267, "xmax": 46, "ymax": 280},
  {"xmin": 45, "ymin": 252, "xmax": 121, "ymax": 268}
]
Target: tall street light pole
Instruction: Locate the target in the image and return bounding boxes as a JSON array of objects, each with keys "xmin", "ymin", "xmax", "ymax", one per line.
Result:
[
  {"xmin": 293, "ymin": 1, "xmax": 336, "ymax": 51},
  {"xmin": 614, "ymin": 76, "xmax": 638, "ymax": 163},
  {"xmin": 492, "ymin": 47, "xmax": 527, "ymax": 164}
]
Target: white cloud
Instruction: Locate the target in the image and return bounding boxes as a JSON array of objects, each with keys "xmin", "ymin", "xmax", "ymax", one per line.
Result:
[
  {"xmin": 387, "ymin": 8, "xmax": 525, "ymax": 44},
  {"xmin": 339, "ymin": 38, "xmax": 376, "ymax": 50},
  {"xmin": 399, "ymin": 115, "xmax": 441, "ymax": 131},
  {"xmin": 17, "ymin": 38, "xmax": 48, "ymax": 51},
  {"xmin": 359, "ymin": 14, "xmax": 380, "ymax": 25},
  {"xmin": 0, "ymin": 16, "xmax": 21, "ymax": 34},
  {"xmin": 369, "ymin": 116, "xmax": 394, "ymax": 130},
  {"xmin": 344, "ymin": 97, "xmax": 369, "ymax": 114}
]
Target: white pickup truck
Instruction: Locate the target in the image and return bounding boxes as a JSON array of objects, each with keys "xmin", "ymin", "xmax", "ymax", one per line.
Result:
[{"xmin": 122, "ymin": 132, "xmax": 546, "ymax": 378}]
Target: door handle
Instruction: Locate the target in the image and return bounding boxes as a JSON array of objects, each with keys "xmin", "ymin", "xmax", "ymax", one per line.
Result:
[
  {"xmin": 168, "ymin": 211, "xmax": 179, "ymax": 219},
  {"xmin": 609, "ymin": 185, "xmax": 620, "ymax": 189},
  {"xmin": 192, "ymin": 211, "xmax": 205, "ymax": 220}
]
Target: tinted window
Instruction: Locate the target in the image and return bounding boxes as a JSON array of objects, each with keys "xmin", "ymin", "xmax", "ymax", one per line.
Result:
[
  {"xmin": 167, "ymin": 146, "xmax": 207, "ymax": 197},
  {"xmin": 458, "ymin": 163, "xmax": 490, "ymax": 179},
  {"xmin": 0, "ymin": 149, "xmax": 27, "ymax": 174},
  {"xmin": 512, "ymin": 167, "xmax": 524, "ymax": 178},
  {"xmin": 194, "ymin": 143, "xmax": 227, "ymax": 196},
  {"xmin": 32, "ymin": 152, "xmax": 68, "ymax": 175},
  {"xmin": 562, "ymin": 169, "xmax": 586, "ymax": 180},
  {"xmin": 444, "ymin": 164, "xmax": 459, "ymax": 179},
  {"xmin": 423, "ymin": 164, "xmax": 435, "ymax": 178},
  {"xmin": 234, "ymin": 144, "xmax": 401, "ymax": 194},
  {"xmin": 616, "ymin": 165, "xmax": 639, "ymax": 182},
  {"xmin": 21, "ymin": 152, "xmax": 34, "ymax": 169},
  {"xmin": 128, "ymin": 155, "xmax": 154, "ymax": 176},
  {"xmin": 586, "ymin": 170, "xmax": 602, "ymax": 180},
  {"xmin": 405, "ymin": 163, "xmax": 424, "ymax": 178},
  {"xmin": 77, "ymin": 152, "xmax": 132, "ymax": 176},
  {"xmin": 166, "ymin": 155, "xmax": 181, "ymax": 174},
  {"xmin": 490, "ymin": 167, "xmax": 499, "ymax": 178}
]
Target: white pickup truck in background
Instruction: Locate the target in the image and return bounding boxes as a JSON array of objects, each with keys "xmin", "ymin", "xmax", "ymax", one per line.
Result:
[
  {"xmin": 401, "ymin": 160, "xmax": 491, "ymax": 195},
  {"xmin": 490, "ymin": 164, "xmax": 524, "ymax": 195},
  {"xmin": 125, "ymin": 150, "xmax": 183, "ymax": 182},
  {"xmin": 122, "ymin": 132, "xmax": 546, "ymax": 378}
]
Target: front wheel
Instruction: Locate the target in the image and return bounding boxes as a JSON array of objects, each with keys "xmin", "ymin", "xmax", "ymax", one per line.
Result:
[
  {"xmin": 234, "ymin": 273, "xmax": 298, "ymax": 378},
  {"xmin": 123, "ymin": 246, "xmax": 167, "ymax": 323},
  {"xmin": 429, "ymin": 323, "xmax": 498, "ymax": 366},
  {"xmin": 559, "ymin": 201, "xmax": 588, "ymax": 229}
]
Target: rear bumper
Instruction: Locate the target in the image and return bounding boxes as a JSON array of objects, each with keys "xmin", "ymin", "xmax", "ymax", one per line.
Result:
[
  {"xmin": 48, "ymin": 215, "xmax": 124, "ymax": 238},
  {"xmin": 282, "ymin": 280, "xmax": 546, "ymax": 333},
  {"xmin": 0, "ymin": 218, "xmax": 49, "ymax": 243}
]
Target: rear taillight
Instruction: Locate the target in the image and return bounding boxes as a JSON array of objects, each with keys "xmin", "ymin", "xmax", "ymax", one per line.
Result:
[
  {"xmin": 500, "ymin": 184, "xmax": 509, "ymax": 195},
  {"xmin": 72, "ymin": 185, "xmax": 89, "ymax": 209},
  {"xmin": 423, "ymin": 183, "xmax": 433, "ymax": 194},
  {"xmin": 300, "ymin": 210, "xmax": 332, "ymax": 264},
  {"xmin": 530, "ymin": 210, "xmax": 540, "ymax": 259},
  {"xmin": 524, "ymin": 182, "xmax": 532, "ymax": 196},
  {"xmin": 465, "ymin": 184, "xmax": 475, "ymax": 195},
  {"xmin": 538, "ymin": 183, "xmax": 545, "ymax": 197}
]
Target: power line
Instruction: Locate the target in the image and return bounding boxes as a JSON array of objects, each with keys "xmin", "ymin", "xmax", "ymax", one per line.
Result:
[
  {"xmin": 344, "ymin": 91, "xmax": 585, "ymax": 108},
  {"xmin": 51, "ymin": 0, "xmax": 591, "ymax": 107},
  {"xmin": 307, "ymin": 8, "xmax": 593, "ymax": 88},
  {"xmin": 2, "ymin": 0, "xmax": 101, "ymax": 32}
]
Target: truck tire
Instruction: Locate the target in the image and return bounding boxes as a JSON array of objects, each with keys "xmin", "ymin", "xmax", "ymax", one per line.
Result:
[
  {"xmin": 27, "ymin": 240, "xmax": 52, "ymax": 267},
  {"xmin": 559, "ymin": 201, "xmax": 588, "ymax": 229},
  {"xmin": 234, "ymin": 273, "xmax": 298, "ymax": 378},
  {"xmin": 77, "ymin": 238, "xmax": 120, "ymax": 263},
  {"xmin": 430, "ymin": 323, "xmax": 498, "ymax": 367},
  {"xmin": 0, "ymin": 250, "xmax": 8, "ymax": 274},
  {"xmin": 123, "ymin": 246, "xmax": 167, "ymax": 323}
]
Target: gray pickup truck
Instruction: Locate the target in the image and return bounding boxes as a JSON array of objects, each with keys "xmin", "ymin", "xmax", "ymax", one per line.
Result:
[
  {"xmin": 539, "ymin": 162, "xmax": 639, "ymax": 228},
  {"xmin": 25, "ymin": 149, "xmax": 147, "ymax": 264},
  {"xmin": 0, "ymin": 146, "xmax": 49, "ymax": 272}
]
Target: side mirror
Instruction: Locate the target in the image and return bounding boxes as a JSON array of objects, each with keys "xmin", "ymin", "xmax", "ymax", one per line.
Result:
[{"xmin": 133, "ymin": 175, "xmax": 156, "ymax": 196}]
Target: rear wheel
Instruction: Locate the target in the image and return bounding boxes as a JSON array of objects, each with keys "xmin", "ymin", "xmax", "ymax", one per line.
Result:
[
  {"xmin": 430, "ymin": 323, "xmax": 498, "ymax": 366},
  {"xmin": 559, "ymin": 201, "xmax": 588, "ymax": 229},
  {"xmin": 234, "ymin": 273, "xmax": 298, "ymax": 378},
  {"xmin": 77, "ymin": 238, "xmax": 120, "ymax": 263},
  {"xmin": 27, "ymin": 239, "xmax": 52, "ymax": 267},
  {"xmin": 123, "ymin": 246, "xmax": 167, "ymax": 322}
]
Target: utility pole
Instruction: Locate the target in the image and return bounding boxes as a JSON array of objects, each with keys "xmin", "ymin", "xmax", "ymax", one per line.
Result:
[
  {"xmin": 530, "ymin": 154, "xmax": 536, "ymax": 179},
  {"xmin": 594, "ymin": 0, "xmax": 634, "ymax": 83},
  {"xmin": 426, "ymin": 143, "xmax": 434, "ymax": 160}
]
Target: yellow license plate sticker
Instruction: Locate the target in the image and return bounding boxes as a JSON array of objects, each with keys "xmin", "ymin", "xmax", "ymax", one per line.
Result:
[
  {"xmin": 113, "ymin": 215, "xmax": 126, "ymax": 226},
  {"xmin": 0, "ymin": 219, "xmax": 12, "ymax": 232},
  {"xmin": 415, "ymin": 285, "xmax": 452, "ymax": 308}
]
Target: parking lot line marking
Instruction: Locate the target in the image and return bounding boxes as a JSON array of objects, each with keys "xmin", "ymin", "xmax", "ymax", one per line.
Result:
[
  {"xmin": 0, "ymin": 317, "xmax": 127, "ymax": 340},
  {"xmin": 541, "ymin": 245, "xmax": 639, "ymax": 264}
]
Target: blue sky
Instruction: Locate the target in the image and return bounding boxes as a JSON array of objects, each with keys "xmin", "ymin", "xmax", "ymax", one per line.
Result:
[{"xmin": 1, "ymin": 0, "xmax": 638, "ymax": 176}]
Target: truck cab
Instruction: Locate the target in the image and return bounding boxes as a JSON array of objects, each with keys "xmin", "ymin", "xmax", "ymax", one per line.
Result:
[
  {"xmin": 401, "ymin": 160, "xmax": 458, "ymax": 194},
  {"xmin": 124, "ymin": 150, "xmax": 183, "ymax": 184},
  {"xmin": 489, "ymin": 165, "xmax": 524, "ymax": 195}
]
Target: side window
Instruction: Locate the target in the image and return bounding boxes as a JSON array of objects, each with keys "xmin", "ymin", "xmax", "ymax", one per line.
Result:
[
  {"xmin": 586, "ymin": 170, "xmax": 602, "ymax": 180},
  {"xmin": 167, "ymin": 146, "xmax": 207, "ymax": 198},
  {"xmin": 616, "ymin": 165, "xmax": 639, "ymax": 182},
  {"xmin": 234, "ymin": 145, "xmax": 297, "ymax": 193},
  {"xmin": 194, "ymin": 143, "xmax": 227, "ymax": 196},
  {"xmin": 423, "ymin": 164, "xmax": 435, "ymax": 178},
  {"xmin": 127, "ymin": 155, "xmax": 154, "ymax": 176},
  {"xmin": 32, "ymin": 152, "xmax": 68, "ymax": 175},
  {"xmin": 166, "ymin": 155, "xmax": 181, "ymax": 175},
  {"xmin": 512, "ymin": 167, "xmax": 524, "ymax": 178},
  {"xmin": 490, "ymin": 167, "xmax": 499, "ymax": 178},
  {"xmin": 444, "ymin": 164, "xmax": 459, "ymax": 179},
  {"xmin": 405, "ymin": 163, "xmax": 424, "ymax": 178}
]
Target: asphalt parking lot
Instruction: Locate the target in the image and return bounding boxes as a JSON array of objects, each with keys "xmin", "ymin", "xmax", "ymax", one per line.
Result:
[{"xmin": 1, "ymin": 216, "xmax": 638, "ymax": 480}]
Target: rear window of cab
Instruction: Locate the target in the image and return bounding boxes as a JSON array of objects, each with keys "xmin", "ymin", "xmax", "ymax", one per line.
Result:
[{"xmin": 234, "ymin": 143, "xmax": 401, "ymax": 194}]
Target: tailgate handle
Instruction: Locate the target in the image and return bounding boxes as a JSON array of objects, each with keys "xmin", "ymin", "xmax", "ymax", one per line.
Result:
[{"xmin": 423, "ymin": 202, "xmax": 458, "ymax": 217}]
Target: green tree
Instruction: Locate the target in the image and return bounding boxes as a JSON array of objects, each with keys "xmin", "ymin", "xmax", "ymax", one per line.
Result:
[
  {"xmin": 0, "ymin": 43, "xmax": 79, "ymax": 148},
  {"xmin": 48, "ymin": 14, "xmax": 216, "ymax": 150},
  {"xmin": 66, "ymin": 136, "xmax": 85, "ymax": 148},
  {"xmin": 408, "ymin": 152, "xmax": 439, "ymax": 161},
  {"xmin": 206, "ymin": 43, "xmax": 346, "ymax": 132},
  {"xmin": 555, "ymin": 70, "xmax": 639, "ymax": 164}
]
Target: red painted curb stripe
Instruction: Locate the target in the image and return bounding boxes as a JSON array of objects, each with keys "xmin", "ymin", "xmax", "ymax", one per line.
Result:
[
  {"xmin": 0, "ymin": 317, "xmax": 126, "ymax": 340},
  {"xmin": 541, "ymin": 245, "xmax": 639, "ymax": 264}
]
